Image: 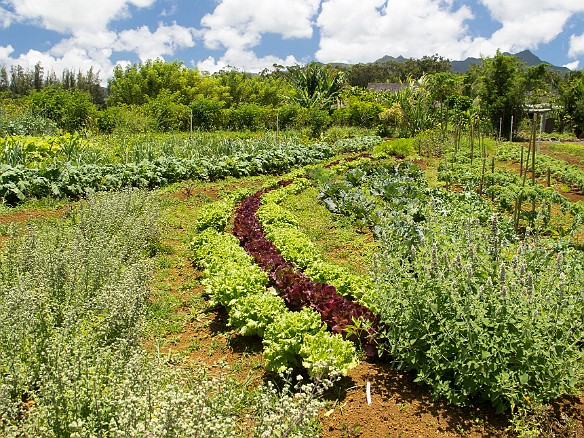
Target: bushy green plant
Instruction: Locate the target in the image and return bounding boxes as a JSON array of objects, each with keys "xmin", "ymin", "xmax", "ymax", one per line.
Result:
[
  {"xmin": 373, "ymin": 138, "xmax": 416, "ymax": 157},
  {"xmin": 191, "ymin": 97, "xmax": 225, "ymax": 130},
  {"xmin": 228, "ymin": 290, "xmax": 288, "ymax": 337},
  {"xmin": 375, "ymin": 212, "xmax": 584, "ymax": 413},
  {"xmin": 0, "ymin": 113, "xmax": 58, "ymax": 136},
  {"xmin": 28, "ymin": 86, "xmax": 97, "ymax": 133},
  {"xmin": 300, "ymin": 331, "xmax": 359, "ymax": 377},
  {"xmin": 263, "ymin": 307, "xmax": 325, "ymax": 373}
]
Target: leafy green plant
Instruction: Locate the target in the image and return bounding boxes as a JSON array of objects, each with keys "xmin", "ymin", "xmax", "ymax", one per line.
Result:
[
  {"xmin": 263, "ymin": 307, "xmax": 326, "ymax": 373},
  {"xmin": 228, "ymin": 290, "xmax": 288, "ymax": 337}
]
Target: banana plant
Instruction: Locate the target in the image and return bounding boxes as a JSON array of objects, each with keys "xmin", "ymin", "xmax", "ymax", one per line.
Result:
[{"xmin": 285, "ymin": 62, "xmax": 345, "ymax": 110}]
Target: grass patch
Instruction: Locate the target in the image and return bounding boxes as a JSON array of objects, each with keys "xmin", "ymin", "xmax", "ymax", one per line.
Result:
[{"xmin": 283, "ymin": 186, "xmax": 377, "ymax": 275}]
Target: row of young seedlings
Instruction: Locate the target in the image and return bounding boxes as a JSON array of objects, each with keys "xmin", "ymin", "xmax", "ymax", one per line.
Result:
[{"xmin": 191, "ymin": 187, "xmax": 359, "ymax": 378}]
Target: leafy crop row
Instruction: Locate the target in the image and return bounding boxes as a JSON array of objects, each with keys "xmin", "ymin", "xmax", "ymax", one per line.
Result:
[
  {"xmin": 438, "ymin": 161, "xmax": 584, "ymax": 233},
  {"xmin": 232, "ymin": 184, "xmax": 380, "ymax": 357},
  {"xmin": 497, "ymin": 144, "xmax": 584, "ymax": 194},
  {"xmin": 0, "ymin": 140, "xmax": 334, "ymax": 204},
  {"xmin": 257, "ymin": 177, "xmax": 377, "ymax": 311},
  {"xmin": 191, "ymin": 225, "xmax": 358, "ymax": 377}
]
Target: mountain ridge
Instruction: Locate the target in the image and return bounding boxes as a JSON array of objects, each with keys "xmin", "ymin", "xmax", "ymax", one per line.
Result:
[{"xmin": 371, "ymin": 50, "xmax": 570, "ymax": 74}]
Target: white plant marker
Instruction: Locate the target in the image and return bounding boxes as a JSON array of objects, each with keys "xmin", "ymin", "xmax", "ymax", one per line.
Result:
[{"xmin": 366, "ymin": 381, "xmax": 371, "ymax": 405}]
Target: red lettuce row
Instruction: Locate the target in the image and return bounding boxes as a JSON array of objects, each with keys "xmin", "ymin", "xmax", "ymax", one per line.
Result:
[{"xmin": 232, "ymin": 184, "xmax": 380, "ymax": 357}]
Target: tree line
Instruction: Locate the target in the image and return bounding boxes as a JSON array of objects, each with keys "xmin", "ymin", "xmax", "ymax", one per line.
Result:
[{"xmin": 1, "ymin": 52, "xmax": 583, "ymax": 139}]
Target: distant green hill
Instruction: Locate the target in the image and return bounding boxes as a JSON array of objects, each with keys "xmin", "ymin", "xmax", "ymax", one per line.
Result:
[{"xmin": 371, "ymin": 50, "xmax": 570, "ymax": 74}]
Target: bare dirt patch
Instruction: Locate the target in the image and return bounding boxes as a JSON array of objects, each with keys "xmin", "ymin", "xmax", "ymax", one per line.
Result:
[{"xmin": 0, "ymin": 206, "xmax": 66, "ymax": 224}]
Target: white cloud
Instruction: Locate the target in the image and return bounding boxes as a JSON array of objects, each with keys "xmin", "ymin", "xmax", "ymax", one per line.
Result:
[
  {"xmin": 568, "ymin": 33, "xmax": 584, "ymax": 58},
  {"xmin": 200, "ymin": 0, "xmax": 319, "ymax": 50},
  {"xmin": 316, "ymin": 0, "xmax": 474, "ymax": 63},
  {"xmin": 0, "ymin": 6, "xmax": 17, "ymax": 28},
  {"xmin": 471, "ymin": 0, "xmax": 584, "ymax": 57},
  {"xmin": 0, "ymin": 45, "xmax": 15, "ymax": 64},
  {"xmin": 196, "ymin": 48, "xmax": 298, "ymax": 74},
  {"xmin": 116, "ymin": 22, "xmax": 196, "ymax": 62},
  {"xmin": 314, "ymin": 0, "xmax": 584, "ymax": 63},
  {"xmin": 5, "ymin": 0, "xmax": 155, "ymax": 34},
  {"xmin": 564, "ymin": 60, "xmax": 579, "ymax": 70},
  {"xmin": 0, "ymin": 21, "xmax": 196, "ymax": 82},
  {"xmin": 4, "ymin": 48, "xmax": 118, "ymax": 84}
]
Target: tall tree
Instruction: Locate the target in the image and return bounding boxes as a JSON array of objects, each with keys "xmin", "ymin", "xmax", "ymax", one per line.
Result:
[
  {"xmin": 558, "ymin": 71, "xmax": 584, "ymax": 137},
  {"xmin": 0, "ymin": 66, "xmax": 8, "ymax": 93},
  {"xmin": 476, "ymin": 50, "xmax": 526, "ymax": 138},
  {"xmin": 33, "ymin": 62, "xmax": 44, "ymax": 91}
]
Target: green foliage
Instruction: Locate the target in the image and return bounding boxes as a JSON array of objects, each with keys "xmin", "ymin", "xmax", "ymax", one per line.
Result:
[
  {"xmin": 97, "ymin": 105, "xmax": 156, "ymax": 134},
  {"xmin": 0, "ymin": 190, "xmax": 326, "ymax": 436},
  {"xmin": 497, "ymin": 143, "xmax": 584, "ymax": 194},
  {"xmin": 191, "ymin": 225, "xmax": 357, "ymax": 378},
  {"xmin": 228, "ymin": 290, "xmax": 288, "ymax": 337},
  {"xmin": 374, "ymin": 138, "xmax": 416, "ymax": 157},
  {"xmin": 324, "ymin": 159, "xmax": 584, "ymax": 413},
  {"xmin": 475, "ymin": 51, "xmax": 526, "ymax": 139},
  {"xmin": 558, "ymin": 71, "xmax": 584, "ymax": 137},
  {"xmin": 0, "ymin": 138, "xmax": 335, "ymax": 205},
  {"xmin": 194, "ymin": 194, "xmax": 247, "ymax": 233},
  {"xmin": 28, "ymin": 86, "xmax": 97, "ymax": 133},
  {"xmin": 192, "ymin": 227, "xmax": 268, "ymax": 307},
  {"xmin": 334, "ymin": 97, "xmax": 384, "ymax": 128},
  {"xmin": 191, "ymin": 97, "xmax": 225, "ymax": 130},
  {"xmin": 147, "ymin": 89, "xmax": 189, "ymax": 132},
  {"xmin": 258, "ymin": 177, "xmax": 376, "ymax": 308},
  {"xmin": 227, "ymin": 103, "xmax": 271, "ymax": 131},
  {"xmin": 285, "ymin": 62, "xmax": 345, "ymax": 110},
  {"xmin": 263, "ymin": 307, "xmax": 325, "ymax": 373},
  {"xmin": 375, "ymin": 222, "xmax": 584, "ymax": 413},
  {"xmin": 0, "ymin": 113, "xmax": 58, "ymax": 136},
  {"xmin": 332, "ymin": 135, "xmax": 382, "ymax": 153},
  {"xmin": 300, "ymin": 331, "xmax": 359, "ymax": 377},
  {"xmin": 389, "ymin": 76, "xmax": 433, "ymax": 136}
]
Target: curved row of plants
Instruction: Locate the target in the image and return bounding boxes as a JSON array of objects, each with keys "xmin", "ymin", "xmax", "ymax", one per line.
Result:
[
  {"xmin": 232, "ymin": 181, "xmax": 380, "ymax": 358},
  {"xmin": 319, "ymin": 160, "xmax": 584, "ymax": 413},
  {"xmin": 190, "ymin": 188, "xmax": 362, "ymax": 377},
  {"xmin": 257, "ymin": 177, "xmax": 377, "ymax": 312}
]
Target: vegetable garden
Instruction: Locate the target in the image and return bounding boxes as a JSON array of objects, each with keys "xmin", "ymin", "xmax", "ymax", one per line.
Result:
[
  {"xmin": 0, "ymin": 127, "xmax": 582, "ymax": 437},
  {"xmin": 1, "ymin": 52, "xmax": 584, "ymax": 437}
]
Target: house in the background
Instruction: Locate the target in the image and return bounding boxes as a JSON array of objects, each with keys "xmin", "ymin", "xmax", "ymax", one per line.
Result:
[{"xmin": 367, "ymin": 83, "xmax": 405, "ymax": 93}]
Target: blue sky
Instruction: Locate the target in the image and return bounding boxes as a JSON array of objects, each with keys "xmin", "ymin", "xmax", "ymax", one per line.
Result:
[{"xmin": 1, "ymin": 0, "xmax": 583, "ymax": 81}]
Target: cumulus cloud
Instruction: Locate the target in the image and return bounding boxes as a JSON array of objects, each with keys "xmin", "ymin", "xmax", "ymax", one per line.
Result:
[
  {"xmin": 0, "ymin": 45, "xmax": 15, "ymax": 64},
  {"xmin": 568, "ymin": 33, "xmax": 584, "ymax": 58},
  {"xmin": 469, "ymin": 0, "xmax": 584, "ymax": 57},
  {"xmin": 314, "ymin": 0, "xmax": 584, "ymax": 63},
  {"xmin": 4, "ymin": 0, "xmax": 155, "ymax": 34},
  {"xmin": 200, "ymin": 0, "xmax": 319, "ymax": 51},
  {"xmin": 116, "ymin": 22, "xmax": 196, "ymax": 62},
  {"xmin": 0, "ymin": 0, "xmax": 196, "ymax": 81},
  {"xmin": 564, "ymin": 60, "xmax": 579, "ymax": 70},
  {"xmin": 315, "ymin": 0, "xmax": 474, "ymax": 63},
  {"xmin": 196, "ymin": 49, "xmax": 297, "ymax": 74}
]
